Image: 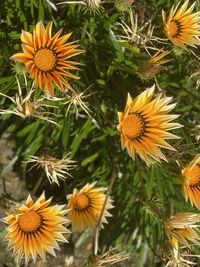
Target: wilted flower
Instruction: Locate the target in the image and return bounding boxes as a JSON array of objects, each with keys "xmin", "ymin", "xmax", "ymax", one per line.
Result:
[
  {"xmin": 163, "ymin": 249, "xmax": 200, "ymax": 267},
  {"xmin": 65, "ymin": 88, "xmax": 93, "ymax": 118},
  {"xmin": 2, "ymin": 193, "xmax": 70, "ymax": 264},
  {"xmin": 87, "ymin": 247, "xmax": 129, "ymax": 267},
  {"xmin": 0, "ymin": 77, "xmax": 59, "ymax": 125},
  {"xmin": 117, "ymin": 85, "xmax": 182, "ymax": 166},
  {"xmin": 162, "ymin": 0, "xmax": 200, "ymax": 50},
  {"xmin": 164, "ymin": 213, "xmax": 200, "ymax": 250},
  {"xmin": 57, "ymin": 0, "xmax": 102, "ymax": 14},
  {"xmin": 26, "ymin": 154, "xmax": 77, "ymax": 185},
  {"xmin": 182, "ymin": 154, "xmax": 200, "ymax": 209},
  {"xmin": 87, "ymin": 0, "xmax": 101, "ymax": 12},
  {"xmin": 140, "ymin": 50, "xmax": 172, "ymax": 79},
  {"xmin": 113, "ymin": 10, "xmax": 163, "ymax": 49},
  {"xmin": 10, "ymin": 21, "xmax": 82, "ymax": 95},
  {"xmin": 67, "ymin": 182, "xmax": 113, "ymax": 232}
]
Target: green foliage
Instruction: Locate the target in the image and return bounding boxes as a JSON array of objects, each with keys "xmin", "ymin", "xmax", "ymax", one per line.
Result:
[{"xmin": 0, "ymin": 0, "xmax": 200, "ymax": 266}]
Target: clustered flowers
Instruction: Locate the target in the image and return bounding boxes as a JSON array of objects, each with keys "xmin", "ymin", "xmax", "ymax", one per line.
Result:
[{"xmin": 1, "ymin": 0, "xmax": 200, "ymax": 266}]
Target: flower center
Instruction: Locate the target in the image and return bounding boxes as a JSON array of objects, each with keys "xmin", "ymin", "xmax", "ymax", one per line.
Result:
[
  {"xmin": 34, "ymin": 48, "xmax": 57, "ymax": 72},
  {"xmin": 74, "ymin": 194, "xmax": 90, "ymax": 211},
  {"xmin": 121, "ymin": 112, "xmax": 146, "ymax": 140},
  {"xmin": 168, "ymin": 20, "xmax": 182, "ymax": 38},
  {"xmin": 187, "ymin": 164, "xmax": 200, "ymax": 187},
  {"xmin": 19, "ymin": 211, "xmax": 42, "ymax": 233}
]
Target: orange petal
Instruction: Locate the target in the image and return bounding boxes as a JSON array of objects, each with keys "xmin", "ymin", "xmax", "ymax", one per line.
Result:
[{"xmin": 10, "ymin": 53, "xmax": 29, "ymax": 62}]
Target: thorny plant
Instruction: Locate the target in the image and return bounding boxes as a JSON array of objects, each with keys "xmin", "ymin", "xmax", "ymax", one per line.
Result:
[
  {"xmin": 163, "ymin": 247, "xmax": 200, "ymax": 267},
  {"xmin": 85, "ymin": 247, "xmax": 129, "ymax": 266},
  {"xmin": 113, "ymin": 10, "xmax": 167, "ymax": 53},
  {"xmin": 26, "ymin": 154, "xmax": 77, "ymax": 185},
  {"xmin": 64, "ymin": 87, "xmax": 94, "ymax": 118},
  {"xmin": 0, "ymin": 76, "xmax": 60, "ymax": 126}
]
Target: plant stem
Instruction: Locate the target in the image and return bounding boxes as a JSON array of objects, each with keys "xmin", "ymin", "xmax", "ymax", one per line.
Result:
[
  {"xmin": 93, "ymin": 168, "xmax": 116, "ymax": 255},
  {"xmin": 31, "ymin": 174, "xmax": 44, "ymax": 196}
]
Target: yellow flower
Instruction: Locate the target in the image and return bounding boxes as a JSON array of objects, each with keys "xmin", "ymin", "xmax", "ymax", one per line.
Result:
[
  {"xmin": 182, "ymin": 154, "xmax": 200, "ymax": 209},
  {"xmin": 140, "ymin": 50, "xmax": 172, "ymax": 79},
  {"xmin": 10, "ymin": 21, "xmax": 82, "ymax": 95},
  {"xmin": 2, "ymin": 193, "xmax": 70, "ymax": 264},
  {"xmin": 164, "ymin": 213, "xmax": 200, "ymax": 249},
  {"xmin": 67, "ymin": 182, "xmax": 113, "ymax": 232},
  {"xmin": 117, "ymin": 85, "xmax": 182, "ymax": 166},
  {"xmin": 162, "ymin": 0, "xmax": 200, "ymax": 49}
]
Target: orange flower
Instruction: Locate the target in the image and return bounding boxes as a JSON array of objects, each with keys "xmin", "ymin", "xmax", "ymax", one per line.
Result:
[
  {"xmin": 162, "ymin": 0, "xmax": 200, "ymax": 49},
  {"xmin": 10, "ymin": 21, "xmax": 82, "ymax": 95},
  {"xmin": 117, "ymin": 85, "xmax": 182, "ymax": 166},
  {"xmin": 67, "ymin": 182, "xmax": 113, "ymax": 232},
  {"xmin": 182, "ymin": 154, "xmax": 200, "ymax": 209},
  {"xmin": 2, "ymin": 193, "xmax": 70, "ymax": 264}
]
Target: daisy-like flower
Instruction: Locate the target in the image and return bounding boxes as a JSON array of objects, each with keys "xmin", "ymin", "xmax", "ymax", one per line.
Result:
[
  {"xmin": 117, "ymin": 85, "xmax": 182, "ymax": 166},
  {"xmin": 164, "ymin": 213, "xmax": 200, "ymax": 250},
  {"xmin": 10, "ymin": 21, "xmax": 82, "ymax": 95},
  {"xmin": 0, "ymin": 77, "xmax": 59, "ymax": 125},
  {"xmin": 140, "ymin": 50, "xmax": 172, "ymax": 79},
  {"xmin": 67, "ymin": 182, "xmax": 113, "ymax": 232},
  {"xmin": 182, "ymin": 154, "xmax": 200, "ymax": 209},
  {"xmin": 162, "ymin": 0, "xmax": 200, "ymax": 50},
  {"xmin": 2, "ymin": 193, "xmax": 70, "ymax": 264},
  {"xmin": 26, "ymin": 154, "xmax": 77, "ymax": 185}
]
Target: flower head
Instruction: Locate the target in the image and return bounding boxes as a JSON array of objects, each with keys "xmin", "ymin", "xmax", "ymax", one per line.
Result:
[
  {"xmin": 114, "ymin": 10, "xmax": 161, "ymax": 49},
  {"xmin": 67, "ymin": 182, "xmax": 113, "ymax": 232},
  {"xmin": 0, "ymin": 77, "xmax": 59, "ymax": 125},
  {"xmin": 182, "ymin": 154, "xmax": 200, "ymax": 209},
  {"xmin": 164, "ymin": 213, "xmax": 200, "ymax": 250},
  {"xmin": 87, "ymin": 0, "xmax": 101, "ymax": 13},
  {"xmin": 57, "ymin": 0, "xmax": 101, "ymax": 14},
  {"xmin": 140, "ymin": 50, "xmax": 172, "ymax": 79},
  {"xmin": 163, "ymin": 249, "xmax": 199, "ymax": 267},
  {"xmin": 26, "ymin": 154, "xmax": 77, "ymax": 185},
  {"xmin": 65, "ymin": 87, "xmax": 93, "ymax": 118},
  {"xmin": 88, "ymin": 247, "xmax": 129, "ymax": 267},
  {"xmin": 2, "ymin": 193, "xmax": 70, "ymax": 264},
  {"xmin": 10, "ymin": 21, "xmax": 82, "ymax": 95},
  {"xmin": 117, "ymin": 85, "xmax": 182, "ymax": 166},
  {"xmin": 162, "ymin": 0, "xmax": 200, "ymax": 50}
]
